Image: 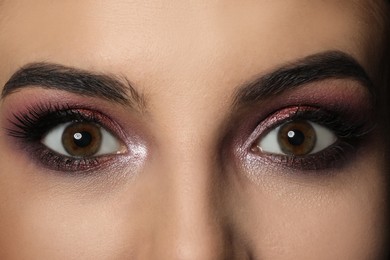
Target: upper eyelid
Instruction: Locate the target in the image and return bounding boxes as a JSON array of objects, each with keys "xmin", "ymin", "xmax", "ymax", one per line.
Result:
[
  {"xmin": 247, "ymin": 106, "xmax": 366, "ymax": 147},
  {"xmin": 7, "ymin": 106, "xmax": 121, "ymax": 141}
]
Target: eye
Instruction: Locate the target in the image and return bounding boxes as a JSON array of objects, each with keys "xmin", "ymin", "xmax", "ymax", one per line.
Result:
[
  {"xmin": 258, "ymin": 120, "xmax": 337, "ymax": 156},
  {"xmin": 42, "ymin": 121, "xmax": 124, "ymax": 157}
]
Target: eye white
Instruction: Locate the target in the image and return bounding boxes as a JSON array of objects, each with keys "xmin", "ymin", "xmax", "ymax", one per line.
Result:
[
  {"xmin": 258, "ymin": 121, "xmax": 337, "ymax": 155},
  {"xmin": 42, "ymin": 122, "xmax": 122, "ymax": 157}
]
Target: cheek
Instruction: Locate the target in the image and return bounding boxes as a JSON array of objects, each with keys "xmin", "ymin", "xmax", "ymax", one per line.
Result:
[
  {"xmin": 0, "ymin": 170, "xmax": 135, "ymax": 259},
  {"xmin": 0, "ymin": 137, "xmax": 115, "ymax": 258},
  {"xmin": 230, "ymin": 150, "xmax": 386, "ymax": 259},
  {"xmin": 0, "ymin": 152, "xmax": 162, "ymax": 259}
]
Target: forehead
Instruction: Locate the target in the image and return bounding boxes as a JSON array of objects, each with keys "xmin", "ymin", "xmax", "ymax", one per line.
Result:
[{"xmin": 0, "ymin": 0, "xmax": 387, "ymax": 91}]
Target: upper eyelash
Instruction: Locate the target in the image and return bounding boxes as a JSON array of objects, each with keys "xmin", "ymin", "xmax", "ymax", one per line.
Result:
[
  {"xmin": 5, "ymin": 103, "xmax": 124, "ymax": 172},
  {"xmin": 7, "ymin": 103, "xmax": 100, "ymax": 141},
  {"xmin": 267, "ymin": 106, "xmax": 374, "ymax": 141}
]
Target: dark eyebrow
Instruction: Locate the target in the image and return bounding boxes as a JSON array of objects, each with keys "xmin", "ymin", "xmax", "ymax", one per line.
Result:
[
  {"xmin": 1, "ymin": 62, "xmax": 145, "ymax": 109},
  {"xmin": 233, "ymin": 51, "xmax": 374, "ymax": 107}
]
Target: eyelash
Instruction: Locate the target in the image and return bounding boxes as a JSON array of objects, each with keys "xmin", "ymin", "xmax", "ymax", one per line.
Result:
[
  {"xmin": 249, "ymin": 106, "xmax": 374, "ymax": 171},
  {"xmin": 6, "ymin": 103, "xmax": 373, "ymax": 174},
  {"xmin": 7, "ymin": 103, "xmax": 125, "ymax": 172}
]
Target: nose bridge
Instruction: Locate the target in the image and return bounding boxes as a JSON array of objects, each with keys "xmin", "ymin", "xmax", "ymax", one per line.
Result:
[
  {"xmin": 142, "ymin": 72, "xmax": 243, "ymax": 258},
  {"xmin": 150, "ymin": 129, "xmax": 232, "ymax": 259}
]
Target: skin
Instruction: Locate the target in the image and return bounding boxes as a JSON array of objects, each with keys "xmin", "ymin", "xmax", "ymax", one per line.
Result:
[{"xmin": 0, "ymin": 0, "xmax": 388, "ymax": 259}]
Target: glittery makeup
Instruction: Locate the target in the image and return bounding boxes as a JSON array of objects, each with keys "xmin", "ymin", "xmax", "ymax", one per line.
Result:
[
  {"xmin": 232, "ymin": 80, "xmax": 376, "ymax": 175},
  {"xmin": 3, "ymin": 96, "xmax": 148, "ymax": 174}
]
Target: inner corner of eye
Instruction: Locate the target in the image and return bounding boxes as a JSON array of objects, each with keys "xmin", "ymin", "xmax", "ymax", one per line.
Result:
[
  {"xmin": 256, "ymin": 125, "xmax": 282, "ymax": 154},
  {"xmin": 98, "ymin": 128, "xmax": 124, "ymax": 155}
]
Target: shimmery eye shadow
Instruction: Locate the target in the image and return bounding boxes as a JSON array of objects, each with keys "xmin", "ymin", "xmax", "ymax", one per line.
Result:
[
  {"xmin": 1, "ymin": 89, "xmax": 150, "ymax": 174},
  {"xmin": 253, "ymin": 106, "xmax": 370, "ymax": 169},
  {"xmin": 230, "ymin": 79, "xmax": 376, "ymax": 175}
]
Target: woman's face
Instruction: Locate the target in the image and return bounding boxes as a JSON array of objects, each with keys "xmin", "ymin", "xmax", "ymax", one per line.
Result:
[{"xmin": 0, "ymin": 0, "xmax": 388, "ymax": 259}]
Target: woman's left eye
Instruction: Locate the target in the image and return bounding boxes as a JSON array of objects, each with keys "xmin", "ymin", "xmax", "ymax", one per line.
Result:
[
  {"xmin": 42, "ymin": 121, "xmax": 124, "ymax": 158},
  {"xmin": 257, "ymin": 120, "xmax": 337, "ymax": 156}
]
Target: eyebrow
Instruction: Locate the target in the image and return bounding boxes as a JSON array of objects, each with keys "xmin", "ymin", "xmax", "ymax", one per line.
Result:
[
  {"xmin": 233, "ymin": 51, "xmax": 374, "ymax": 107},
  {"xmin": 1, "ymin": 51, "xmax": 373, "ymax": 112},
  {"xmin": 1, "ymin": 62, "xmax": 145, "ymax": 109}
]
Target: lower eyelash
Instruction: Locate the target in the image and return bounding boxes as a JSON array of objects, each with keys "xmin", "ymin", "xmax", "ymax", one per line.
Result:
[
  {"xmin": 31, "ymin": 146, "xmax": 118, "ymax": 173},
  {"xmin": 262, "ymin": 141, "xmax": 356, "ymax": 171}
]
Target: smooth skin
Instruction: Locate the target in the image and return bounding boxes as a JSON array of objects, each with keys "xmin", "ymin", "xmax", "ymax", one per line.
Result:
[{"xmin": 0, "ymin": 0, "xmax": 389, "ymax": 259}]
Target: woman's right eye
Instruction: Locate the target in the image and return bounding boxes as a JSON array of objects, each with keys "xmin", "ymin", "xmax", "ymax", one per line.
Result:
[
  {"xmin": 42, "ymin": 121, "xmax": 126, "ymax": 158},
  {"xmin": 6, "ymin": 105, "xmax": 137, "ymax": 172}
]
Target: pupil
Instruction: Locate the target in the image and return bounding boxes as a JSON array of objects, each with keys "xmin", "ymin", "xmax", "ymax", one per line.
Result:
[
  {"xmin": 287, "ymin": 129, "xmax": 305, "ymax": 146},
  {"xmin": 73, "ymin": 131, "xmax": 92, "ymax": 148}
]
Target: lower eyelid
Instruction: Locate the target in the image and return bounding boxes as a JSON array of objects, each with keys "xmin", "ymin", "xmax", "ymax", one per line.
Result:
[{"xmin": 32, "ymin": 146, "xmax": 118, "ymax": 172}]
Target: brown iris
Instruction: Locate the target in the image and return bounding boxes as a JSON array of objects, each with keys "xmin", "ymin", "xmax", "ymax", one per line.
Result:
[
  {"xmin": 277, "ymin": 120, "xmax": 316, "ymax": 156},
  {"xmin": 62, "ymin": 122, "xmax": 102, "ymax": 157}
]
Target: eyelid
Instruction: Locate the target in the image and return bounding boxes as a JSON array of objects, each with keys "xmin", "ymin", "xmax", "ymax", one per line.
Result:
[
  {"xmin": 241, "ymin": 105, "xmax": 372, "ymax": 171},
  {"xmin": 8, "ymin": 103, "xmax": 128, "ymax": 143},
  {"xmin": 5, "ymin": 103, "xmax": 137, "ymax": 172}
]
